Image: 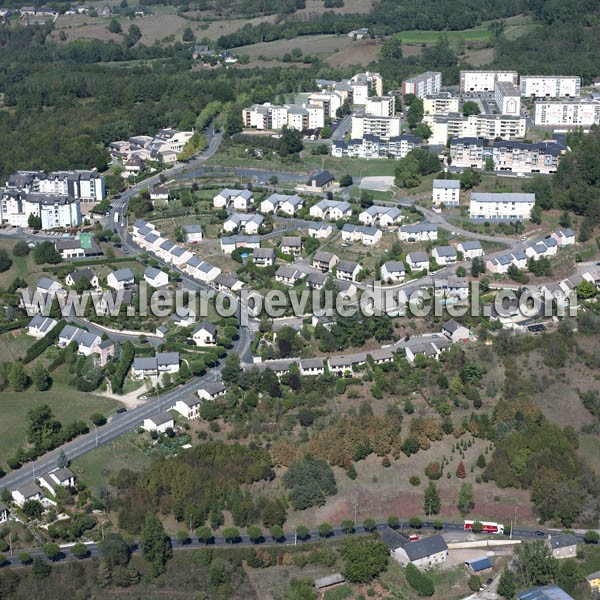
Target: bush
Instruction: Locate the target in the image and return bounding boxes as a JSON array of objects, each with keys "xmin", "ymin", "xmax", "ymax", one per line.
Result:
[
  {"xmin": 424, "ymin": 461, "xmax": 442, "ymax": 480},
  {"xmin": 13, "ymin": 240, "xmax": 30, "ymax": 257},
  {"xmin": 409, "ymin": 517, "xmax": 422, "ymax": 529},
  {"xmin": 18, "ymin": 551, "xmax": 32, "ymax": 564},
  {"xmin": 405, "ymin": 563, "xmax": 434, "ymax": 596},
  {"xmin": 409, "ymin": 475, "xmax": 421, "ymax": 486},
  {"xmin": 468, "ymin": 575, "xmax": 481, "ymax": 592}
]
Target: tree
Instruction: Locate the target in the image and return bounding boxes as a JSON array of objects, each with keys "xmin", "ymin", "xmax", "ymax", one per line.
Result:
[
  {"xmin": 584, "ymin": 530, "xmax": 600, "ymax": 543},
  {"xmin": 318, "ymin": 522, "xmax": 333, "ymax": 537},
  {"xmin": 406, "ymin": 97, "xmax": 424, "ymax": 128},
  {"xmin": 498, "ymin": 568, "xmax": 516, "ymax": 598},
  {"xmin": 196, "ymin": 526, "xmax": 213, "ymax": 544},
  {"xmin": 456, "ymin": 266, "xmax": 467, "ymax": 277},
  {"xmin": 57, "ymin": 449, "xmax": 68, "ymax": 469},
  {"xmin": 0, "ymin": 248, "xmax": 10, "ymax": 273},
  {"xmin": 90, "ymin": 413, "xmax": 107, "ymax": 427},
  {"xmin": 18, "ymin": 551, "xmax": 32, "ymax": 564},
  {"xmin": 456, "ymin": 461, "xmax": 467, "ymax": 478},
  {"xmin": 247, "ymin": 525, "xmax": 263, "ymax": 543},
  {"xmin": 13, "ymin": 240, "xmax": 30, "ymax": 257},
  {"xmin": 409, "ymin": 517, "xmax": 422, "ymax": 528},
  {"xmin": 340, "ymin": 538, "xmax": 389, "ymax": 583},
  {"xmin": 99, "ymin": 533, "xmax": 130, "ymax": 568},
  {"xmin": 8, "ymin": 363, "xmax": 28, "ymax": 392},
  {"xmin": 31, "ymin": 556, "xmax": 51, "ymax": 579},
  {"xmin": 477, "ymin": 454, "xmax": 486, "ymax": 468},
  {"xmin": 405, "ymin": 562, "xmax": 434, "ymax": 596},
  {"xmin": 44, "ymin": 542, "xmax": 61, "ymax": 561},
  {"xmin": 223, "ymin": 527, "xmax": 240, "ymax": 543},
  {"xmin": 471, "ymin": 521, "xmax": 483, "ymax": 533},
  {"xmin": 269, "ymin": 524, "xmax": 284, "ymax": 541},
  {"xmin": 296, "ymin": 525, "xmax": 309, "ymax": 540},
  {"xmin": 462, "ymin": 101, "xmax": 481, "ymax": 116},
  {"xmin": 141, "ymin": 513, "xmax": 172, "ymax": 576},
  {"xmin": 176, "ymin": 529, "xmax": 189, "ymax": 545},
  {"xmin": 221, "ymin": 352, "xmax": 241, "ymax": 385},
  {"xmin": 424, "ymin": 482, "xmax": 441, "ymax": 515},
  {"xmin": 28, "ymin": 213, "xmax": 42, "ymax": 230},
  {"xmin": 460, "ymin": 168, "xmax": 482, "ymax": 190},
  {"xmin": 282, "ymin": 455, "xmax": 337, "ymax": 510},
  {"xmin": 285, "ymin": 579, "xmax": 317, "ymax": 600},
  {"xmin": 124, "ymin": 24, "xmax": 142, "ymax": 48},
  {"xmin": 394, "ymin": 154, "xmax": 422, "ymax": 188},
  {"xmin": 387, "ymin": 516, "xmax": 400, "ymax": 529},
  {"xmin": 182, "ymin": 27, "xmax": 195, "ymax": 42},
  {"xmin": 339, "ymin": 174, "xmax": 353, "ymax": 187},
  {"xmin": 468, "ymin": 574, "xmax": 482, "ymax": 591},
  {"xmin": 33, "ymin": 241, "xmax": 61, "ymax": 264},
  {"xmin": 341, "ymin": 520, "xmax": 354, "ymax": 534},
  {"xmin": 107, "ymin": 18, "xmax": 122, "ymax": 34},
  {"xmin": 71, "ymin": 542, "xmax": 89, "ymax": 559},
  {"xmin": 22, "ymin": 499, "xmax": 43, "ymax": 520},
  {"xmin": 363, "ymin": 518, "xmax": 376, "ymax": 532},
  {"xmin": 576, "ymin": 279, "xmax": 597, "ymax": 299},
  {"xmin": 514, "ymin": 541, "xmax": 558, "ymax": 586},
  {"xmin": 457, "ymin": 482, "xmax": 474, "ymax": 515},
  {"xmin": 32, "ymin": 363, "xmax": 50, "ymax": 391}
]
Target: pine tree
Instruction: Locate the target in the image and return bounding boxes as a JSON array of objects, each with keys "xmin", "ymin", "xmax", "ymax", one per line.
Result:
[
  {"xmin": 96, "ymin": 560, "xmax": 112, "ymax": 588},
  {"xmin": 141, "ymin": 513, "xmax": 172, "ymax": 577},
  {"xmin": 423, "ymin": 481, "xmax": 441, "ymax": 515},
  {"xmin": 127, "ymin": 565, "xmax": 140, "ymax": 586},
  {"xmin": 456, "ymin": 461, "xmax": 467, "ymax": 478},
  {"xmin": 498, "ymin": 568, "xmax": 516, "ymax": 599}
]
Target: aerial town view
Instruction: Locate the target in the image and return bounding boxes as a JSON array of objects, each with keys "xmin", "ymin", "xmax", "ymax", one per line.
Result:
[{"xmin": 1, "ymin": 1, "xmax": 600, "ymax": 599}]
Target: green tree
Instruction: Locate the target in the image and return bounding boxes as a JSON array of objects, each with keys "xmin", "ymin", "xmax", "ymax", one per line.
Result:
[
  {"xmin": 285, "ymin": 578, "xmax": 317, "ymax": 600},
  {"xmin": 269, "ymin": 524, "xmax": 284, "ymax": 541},
  {"xmin": 296, "ymin": 525, "xmax": 309, "ymax": 540},
  {"xmin": 22, "ymin": 499, "xmax": 43, "ymax": 520},
  {"xmin": 71, "ymin": 542, "xmax": 89, "ymax": 559},
  {"xmin": 557, "ymin": 558, "xmax": 584, "ymax": 593},
  {"xmin": 18, "ymin": 551, "xmax": 32, "ymax": 564},
  {"xmin": 339, "ymin": 174, "xmax": 353, "ymax": 187},
  {"xmin": 107, "ymin": 18, "xmax": 122, "ymax": 34},
  {"xmin": 405, "ymin": 562, "xmax": 434, "ymax": 596},
  {"xmin": 498, "ymin": 568, "xmax": 516, "ymax": 598},
  {"xmin": 406, "ymin": 97, "xmax": 424, "ymax": 128},
  {"xmin": 99, "ymin": 533, "xmax": 130, "ymax": 568},
  {"xmin": 124, "ymin": 24, "xmax": 142, "ymax": 47},
  {"xmin": 196, "ymin": 526, "xmax": 213, "ymax": 544},
  {"xmin": 32, "ymin": 363, "xmax": 51, "ymax": 391},
  {"xmin": 468, "ymin": 574, "xmax": 482, "ymax": 591},
  {"xmin": 31, "ymin": 556, "xmax": 51, "ymax": 579},
  {"xmin": 424, "ymin": 482, "xmax": 441, "ymax": 515},
  {"xmin": 223, "ymin": 527, "xmax": 240, "ymax": 543},
  {"xmin": 33, "ymin": 241, "xmax": 61, "ymax": 264},
  {"xmin": 576, "ymin": 279, "xmax": 597, "ymax": 299},
  {"xmin": 28, "ymin": 214, "xmax": 42, "ymax": 230},
  {"xmin": 221, "ymin": 352, "xmax": 241, "ymax": 385},
  {"xmin": 318, "ymin": 522, "xmax": 333, "ymax": 537},
  {"xmin": 9, "ymin": 363, "xmax": 28, "ymax": 392},
  {"xmin": 460, "ymin": 168, "xmax": 482, "ymax": 190},
  {"xmin": 13, "ymin": 240, "xmax": 30, "ymax": 257},
  {"xmin": 457, "ymin": 482, "xmax": 474, "ymax": 515},
  {"xmin": 462, "ymin": 101, "xmax": 481, "ymax": 116},
  {"xmin": 363, "ymin": 518, "xmax": 376, "ymax": 532},
  {"xmin": 182, "ymin": 27, "xmax": 195, "ymax": 42},
  {"xmin": 584, "ymin": 530, "xmax": 600, "ymax": 543},
  {"xmin": 341, "ymin": 520, "xmax": 354, "ymax": 534},
  {"xmin": 282, "ymin": 454, "xmax": 337, "ymax": 510},
  {"xmin": 340, "ymin": 538, "xmax": 389, "ymax": 583},
  {"xmin": 514, "ymin": 541, "xmax": 558, "ymax": 586},
  {"xmin": 0, "ymin": 249, "xmax": 11, "ymax": 273},
  {"xmin": 44, "ymin": 542, "xmax": 61, "ymax": 561},
  {"xmin": 387, "ymin": 516, "xmax": 400, "ymax": 529},
  {"xmin": 140, "ymin": 513, "xmax": 172, "ymax": 576},
  {"xmin": 394, "ymin": 154, "xmax": 422, "ymax": 188},
  {"xmin": 247, "ymin": 525, "xmax": 263, "ymax": 543}
]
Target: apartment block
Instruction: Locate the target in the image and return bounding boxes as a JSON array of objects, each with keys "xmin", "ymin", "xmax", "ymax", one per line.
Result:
[
  {"xmin": 469, "ymin": 192, "xmax": 535, "ymax": 221},
  {"xmin": 460, "ymin": 70, "xmax": 518, "ymax": 93},
  {"xmin": 533, "ymin": 98, "xmax": 600, "ymax": 127},
  {"xmin": 520, "ymin": 76, "xmax": 581, "ymax": 98},
  {"xmin": 365, "ymin": 95, "xmax": 396, "ymax": 117},
  {"xmin": 402, "ymin": 71, "xmax": 442, "ymax": 99},
  {"xmin": 0, "ymin": 191, "xmax": 81, "ymax": 229},
  {"xmin": 423, "ymin": 92, "xmax": 459, "ymax": 115},
  {"xmin": 426, "ymin": 113, "xmax": 526, "ymax": 145},
  {"xmin": 495, "ymin": 81, "xmax": 521, "ymax": 116},
  {"xmin": 332, "ymin": 134, "xmax": 421, "ymax": 159},
  {"xmin": 243, "ymin": 102, "xmax": 325, "ymax": 131},
  {"xmin": 351, "ymin": 113, "xmax": 402, "ymax": 139}
]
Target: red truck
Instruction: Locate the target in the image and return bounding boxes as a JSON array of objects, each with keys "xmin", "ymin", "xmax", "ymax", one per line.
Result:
[{"xmin": 464, "ymin": 520, "xmax": 505, "ymax": 534}]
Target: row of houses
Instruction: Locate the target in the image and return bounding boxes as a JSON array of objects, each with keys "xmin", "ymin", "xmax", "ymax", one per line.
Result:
[{"xmin": 110, "ymin": 128, "xmax": 194, "ymax": 166}]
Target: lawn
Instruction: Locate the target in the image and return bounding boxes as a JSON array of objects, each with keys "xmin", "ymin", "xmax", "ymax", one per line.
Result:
[
  {"xmin": 303, "ymin": 155, "xmax": 398, "ymax": 178},
  {"xmin": 0, "ymin": 238, "xmax": 46, "ymax": 289},
  {"xmin": 395, "ymin": 27, "xmax": 492, "ymax": 44},
  {"xmin": 234, "ymin": 34, "xmax": 355, "ymax": 61},
  {"xmin": 0, "ymin": 375, "xmax": 120, "ymax": 464}
]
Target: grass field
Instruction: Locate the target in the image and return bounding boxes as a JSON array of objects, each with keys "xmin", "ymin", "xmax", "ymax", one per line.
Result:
[
  {"xmin": 303, "ymin": 155, "xmax": 398, "ymax": 178},
  {"xmin": 0, "ymin": 237, "xmax": 46, "ymax": 289},
  {"xmin": 0, "ymin": 372, "xmax": 119, "ymax": 463}
]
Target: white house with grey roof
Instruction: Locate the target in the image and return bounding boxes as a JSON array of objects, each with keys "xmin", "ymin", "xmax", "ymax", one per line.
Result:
[
  {"xmin": 469, "ymin": 192, "xmax": 535, "ymax": 221},
  {"xmin": 393, "ymin": 534, "xmax": 448, "ymax": 570},
  {"xmin": 213, "ymin": 188, "xmax": 254, "ymax": 211},
  {"xmin": 275, "ymin": 265, "xmax": 304, "ymax": 286},
  {"xmin": 547, "ymin": 534, "xmax": 577, "ymax": 559},
  {"xmin": 107, "ymin": 268, "xmax": 134, "ymax": 290},
  {"xmin": 280, "ymin": 236, "xmax": 302, "ymax": 256},
  {"xmin": 183, "ymin": 224, "xmax": 203, "ymax": 243},
  {"xmin": 252, "ymin": 247, "xmax": 275, "ymax": 266},
  {"xmin": 28, "ymin": 315, "xmax": 58, "ymax": 339},
  {"xmin": 399, "ymin": 223, "xmax": 438, "ymax": 242},
  {"xmin": 58, "ymin": 324, "xmax": 102, "ymax": 357},
  {"xmin": 406, "ymin": 252, "xmax": 430, "ymax": 271},
  {"xmin": 260, "ymin": 193, "xmax": 304, "ymax": 215},
  {"xmin": 312, "ymin": 250, "xmax": 339, "ymax": 272},
  {"xmin": 341, "ymin": 224, "xmax": 382, "ymax": 246},
  {"xmin": 223, "ymin": 213, "xmax": 264, "ymax": 235},
  {"xmin": 525, "ymin": 237, "xmax": 558, "ymax": 260},
  {"xmin": 442, "ymin": 319, "xmax": 470, "ymax": 343},
  {"xmin": 307, "ymin": 223, "xmax": 333, "ymax": 239},
  {"xmin": 551, "ymin": 228, "xmax": 575, "ymax": 247},
  {"xmin": 174, "ymin": 396, "xmax": 202, "ymax": 420},
  {"xmin": 65, "ymin": 268, "xmax": 99, "ymax": 290},
  {"xmin": 220, "ymin": 235, "xmax": 261, "ymax": 254},
  {"xmin": 431, "ymin": 245, "xmax": 457, "ymax": 265},
  {"xmin": 457, "ymin": 240, "xmax": 483, "ymax": 260},
  {"xmin": 144, "ymin": 266, "xmax": 168, "ymax": 288},
  {"xmin": 132, "ymin": 352, "xmax": 180, "ymax": 379},
  {"xmin": 299, "ymin": 358, "xmax": 325, "ymax": 376},
  {"xmin": 143, "ymin": 412, "xmax": 175, "ymax": 434},
  {"xmin": 39, "ymin": 467, "xmax": 75, "ymax": 496},
  {"xmin": 381, "ymin": 261, "xmax": 406, "ymax": 283},
  {"xmin": 186, "ymin": 259, "xmax": 221, "ymax": 282},
  {"xmin": 11, "ymin": 482, "xmax": 45, "ymax": 508},
  {"xmin": 309, "ymin": 199, "xmax": 351, "ymax": 220},
  {"xmin": 213, "ymin": 272, "xmax": 244, "ymax": 292},
  {"xmin": 336, "ymin": 260, "xmax": 362, "ymax": 282},
  {"xmin": 197, "ymin": 381, "xmax": 227, "ymax": 401},
  {"xmin": 359, "ymin": 205, "xmax": 403, "ymax": 227},
  {"xmin": 192, "ymin": 321, "xmax": 216, "ymax": 346},
  {"xmin": 432, "ymin": 179, "xmax": 460, "ymax": 208}
]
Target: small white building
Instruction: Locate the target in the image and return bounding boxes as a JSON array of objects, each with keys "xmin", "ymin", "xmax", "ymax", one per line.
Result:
[
  {"xmin": 192, "ymin": 321, "xmax": 216, "ymax": 346},
  {"xmin": 253, "ymin": 247, "xmax": 275, "ymax": 266},
  {"xmin": 27, "ymin": 315, "xmax": 58, "ymax": 339},
  {"xmin": 309, "ymin": 199, "xmax": 351, "ymax": 220},
  {"xmin": 142, "ymin": 412, "xmax": 175, "ymax": 434},
  {"xmin": 381, "ymin": 261, "xmax": 406, "ymax": 283},
  {"xmin": 442, "ymin": 319, "xmax": 470, "ymax": 343},
  {"xmin": 107, "ymin": 268, "xmax": 135, "ymax": 290},
  {"xmin": 307, "ymin": 223, "xmax": 333, "ymax": 239},
  {"xmin": 197, "ymin": 382, "xmax": 227, "ymax": 401},
  {"xmin": 144, "ymin": 266, "xmax": 169, "ymax": 288},
  {"xmin": 551, "ymin": 228, "xmax": 576, "ymax": 247},
  {"xmin": 280, "ymin": 236, "xmax": 303, "ymax": 257},
  {"xmin": 432, "ymin": 179, "xmax": 460, "ymax": 209},
  {"xmin": 431, "ymin": 245, "xmax": 457, "ymax": 265},
  {"xmin": 406, "ymin": 252, "xmax": 430, "ymax": 271},
  {"xmin": 457, "ymin": 240, "xmax": 484, "ymax": 260},
  {"xmin": 299, "ymin": 358, "xmax": 325, "ymax": 376},
  {"xmin": 213, "ymin": 189, "xmax": 254, "ymax": 211},
  {"xmin": 399, "ymin": 223, "xmax": 438, "ymax": 242},
  {"xmin": 174, "ymin": 396, "xmax": 202, "ymax": 420},
  {"xmin": 39, "ymin": 468, "xmax": 76, "ymax": 496},
  {"xmin": 336, "ymin": 260, "xmax": 362, "ymax": 282},
  {"xmin": 65, "ymin": 268, "xmax": 99, "ymax": 289},
  {"xmin": 11, "ymin": 482, "xmax": 44, "ymax": 508},
  {"xmin": 469, "ymin": 192, "xmax": 535, "ymax": 222},
  {"xmin": 359, "ymin": 205, "xmax": 403, "ymax": 227},
  {"xmin": 183, "ymin": 224, "xmax": 203, "ymax": 243}
]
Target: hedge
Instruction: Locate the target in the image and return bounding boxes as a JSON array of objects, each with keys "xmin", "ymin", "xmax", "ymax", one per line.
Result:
[
  {"xmin": 405, "ymin": 563, "xmax": 434, "ymax": 596},
  {"xmin": 23, "ymin": 319, "xmax": 65, "ymax": 364},
  {"xmin": 42, "ymin": 257, "xmax": 132, "ymax": 271},
  {"xmin": 0, "ymin": 319, "xmax": 30, "ymax": 334}
]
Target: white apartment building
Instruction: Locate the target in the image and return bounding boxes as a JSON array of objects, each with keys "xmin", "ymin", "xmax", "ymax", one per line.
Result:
[
  {"xmin": 423, "ymin": 92, "xmax": 459, "ymax": 115},
  {"xmin": 520, "ymin": 76, "xmax": 581, "ymax": 98},
  {"xmin": 425, "ymin": 113, "xmax": 526, "ymax": 145},
  {"xmin": 307, "ymin": 91, "xmax": 344, "ymax": 118},
  {"xmin": 365, "ymin": 96, "xmax": 395, "ymax": 117},
  {"xmin": 351, "ymin": 71, "xmax": 384, "ymax": 98},
  {"xmin": 332, "ymin": 134, "xmax": 421, "ymax": 159},
  {"xmin": 0, "ymin": 191, "xmax": 81, "ymax": 229},
  {"xmin": 351, "ymin": 114, "xmax": 402, "ymax": 139},
  {"xmin": 495, "ymin": 81, "xmax": 521, "ymax": 116},
  {"xmin": 534, "ymin": 98, "xmax": 600, "ymax": 127},
  {"xmin": 242, "ymin": 102, "xmax": 325, "ymax": 131},
  {"xmin": 469, "ymin": 192, "xmax": 535, "ymax": 221},
  {"xmin": 460, "ymin": 70, "xmax": 519, "ymax": 93},
  {"xmin": 148, "ymin": 128, "xmax": 194, "ymax": 162},
  {"xmin": 402, "ymin": 71, "xmax": 442, "ymax": 99},
  {"xmin": 432, "ymin": 179, "xmax": 460, "ymax": 208}
]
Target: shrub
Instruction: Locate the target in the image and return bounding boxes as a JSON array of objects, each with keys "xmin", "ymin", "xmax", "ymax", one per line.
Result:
[
  {"xmin": 409, "ymin": 475, "xmax": 421, "ymax": 486},
  {"xmin": 468, "ymin": 575, "xmax": 481, "ymax": 592},
  {"xmin": 424, "ymin": 461, "xmax": 442, "ymax": 480},
  {"xmin": 405, "ymin": 563, "xmax": 434, "ymax": 596}
]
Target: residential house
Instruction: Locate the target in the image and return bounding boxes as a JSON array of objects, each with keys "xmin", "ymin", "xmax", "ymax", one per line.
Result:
[
  {"xmin": 223, "ymin": 213, "xmax": 264, "ymax": 235},
  {"xmin": 150, "ymin": 186, "xmax": 169, "ymax": 203},
  {"xmin": 307, "ymin": 271, "xmax": 328, "ymax": 290},
  {"xmin": 457, "ymin": 240, "xmax": 484, "ymax": 260},
  {"xmin": 404, "ymin": 338, "xmax": 451, "ymax": 363},
  {"xmin": 58, "ymin": 324, "xmax": 102, "ymax": 357},
  {"xmin": 39, "ymin": 468, "xmax": 75, "ymax": 495},
  {"xmin": 442, "ymin": 319, "xmax": 470, "ymax": 343},
  {"xmin": 212, "ymin": 272, "xmax": 244, "ymax": 292},
  {"xmin": 36, "ymin": 277, "xmax": 64, "ymax": 297},
  {"xmin": 65, "ymin": 268, "xmax": 99, "ymax": 289},
  {"xmin": 132, "ymin": 352, "xmax": 180, "ymax": 379},
  {"xmin": 11, "ymin": 482, "xmax": 44, "ymax": 507},
  {"xmin": 299, "ymin": 358, "xmax": 325, "ymax": 376},
  {"xmin": 306, "ymin": 171, "xmax": 335, "ymax": 192},
  {"xmin": 183, "ymin": 224, "xmax": 203, "ymax": 243},
  {"xmin": 27, "ymin": 315, "xmax": 58, "ymax": 339},
  {"xmin": 399, "ymin": 223, "xmax": 438, "ymax": 242},
  {"xmin": 486, "ymin": 251, "xmax": 528, "ymax": 274},
  {"xmin": 144, "ymin": 266, "xmax": 169, "ymax": 288},
  {"xmin": 213, "ymin": 188, "xmax": 254, "ymax": 211},
  {"xmin": 142, "ymin": 412, "xmax": 175, "ymax": 434},
  {"xmin": 525, "ymin": 237, "xmax": 558, "ymax": 261},
  {"xmin": 55, "ymin": 237, "xmax": 102, "ymax": 259},
  {"xmin": 469, "ymin": 192, "xmax": 535, "ymax": 221},
  {"xmin": 547, "ymin": 534, "xmax": 577, "ymax": 559},
  {"xmin": 252, "ymin": 247, "xmax": 275, "ymax": 267},
  {"xmin": 307, "ymin": 223, "xmax": 333, "ymax": 238},
  {"xmin": 280, "ymin": 236, "xmax": 302, "ymax": 257},
  {"xmin": 551, "ymin": 228, "xmax": 576, "ymax": 247},
  {"xmin": 312, "ymin": 250, "xmax": 339, "ymax": 272},
  {"xmin": 220, "ymin": 235, "xmax": 261, "ymax": 254},
  {"xmin": 197, "ymin": 382, "xmax": 227, "ymax": 401},
  {"xmin": 431, "ymin": 245, "xmax": 457, "ymax": 265},
  {"xmin": 132, "ymin": 219, "xmax": 155, "ymax": 240},
  {"xmin": 174, "ymin": 396, "xmax": 202, "ymax": 420},
  {"xmin": 434, "ymin": 277, "xmax": 469, "ymax": 302},
  {"xmin": 187, "ymin": 259, "xmax": 221, "ymax": 283},
  {"xmin": 391, "ymin": 534, "xmax": 448, "ymax": 570},
  {"xmin": 96, "ymin": 339, "xmax": 116, "ymax": 367},
  {"xmin": 275, "ymin": 265, "xmax": 304, "ymax": 286},
  {"xmin": 381, "ymin": 261, "xmax": 406, "ymax": 283},
  {"xmin": 192, "ymin": 45, "xmax": 214, "ymax": 60},
  {"xmin": 380, "ymin": 527, "xmax": 411, "ymax": 565},
  {"xmin": 260, "ymin": 193, "xmax": 304, "ymax": 215},
  {"xmin": 328, "ymin": 352, "xmax": 367, "ymax": 374},
  {"xmin": 168, "ymin": 245, "xmax": 193, "ymax": 267},
  {"xmin": 336, "ymin": 260, "xmax": 362, "ymax": 282},
  {"xmin": 148, "ymin": 128, "xmax": 193, "ymax": 163},
  {"xmin": 124, "ymin": 155, "xmax": 145, "ymax": 177},
  {"xmin": 406, "ymin": 252, "xmax": 430, "ymax": 271},
  {"xmin": 309, "ymin": 199, "xmax": 352, "ymax": 220},
  {"xmin": 432, "ymin": 179, "xmax": 460, "ymax": 209},
  {"xmin": 359, "ymin": 205, "xmax": 403, "ymax": 227},
  {"xmin": 107, "ymin": 268, "xmax": 134, "ymax": 290},
  {"xmin": 341, "ymin": 224, "xmax": 382, "ymax": 245},
  {"xmin": 192, "ymin": 321, "xmax": 216, "ymax": 346}
]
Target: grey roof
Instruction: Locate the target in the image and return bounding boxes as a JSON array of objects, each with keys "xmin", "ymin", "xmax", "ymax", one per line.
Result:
[
  {"xmin": 202, "ymin": 381, "xmax": 226, "ymax": 396},
  {"xmin": 443, "ymin": 319, "xmax": 463, "ymax": 333},
  {"xmin": 548, "ymin": 534, "xmax": 577, "ymax": 549},
  {"xmin": 193, "ymin": 321, "xmax": 216, "ymax": 336},
  {"xmin": 518, "ymin": 585, "xmax": 575, "ymax": 600},
  {"xmin": 170, "ymin": 246, "xmax": 186, "ymax": 257},
  {"xmin": 214, "ymin": 272, "xmax": 240, "ymax": 288},
  {"xmin": 459, "ymin": 240, "xmax": 483, "ymax": 251},
  {"xmin": 313, "ymin": 250, "xmax": 337, "ymax": 263},
  {"xmin": 180, "ymin": 395, "xmax": 200, "ymax": 407},
  {"xmin": 383, "ymin": 261, "xmax": 405, "ymax": 273},
  {"xmin": 133, "ymin": 356, "xmax": 156, "ymax": 371},
  {"xmin": 401, "ymin": 222, "xmax": 437, "ymax": 233},
  {"xmin": 300, "ymin": 358, "xmax": 324, "ymax": 369},
  {"xmin": 433, "ymin": 245, "xmax": 457, "ymax": 257},
  {"xmin": 159, "ymin": 239, "xmax": 175, "ymax": 252},
  {"xmin": 471, "ymin": 192, "xmax": 535, "ymax": 204},
  {"xmin": 307, "ymin": 272, "xmax": 328, "ymax": 286},
  {"xmin": 433, "ymin": 179, "xmax": 460, "ymax": 189},
  {"xmin": 407, "ymin": 252, "xmax": 429, "ymax": 263},
  {"xmin": 37, "ymin": 276, "xmax": 59, "ymax": 291},
  {"xmin": 401, "ymin": 534, "xmax": 447, "ymax": 561},
  {"xmin": 16, "ymin": 482, "xmax": 44, "ymax": 498},
  {"xmin": 308, "ymin": 170, "xmax": 335, "ymax": 187},
  {"xmin": 466, "ymin": 557, "xmax": 493, "ymax": 572},
  {"xmin": 145, "ymin": 232, "xmax": 160, "ymax": 244},
  {"xmin": 68, "ymin": 268, "xmax": 94, "ymax": 283},
  {"xmin": 183, "ymin": 224, "xmax": 203, "ymax": 234},
  {"xmin": 337, "ymin": 260, "xmax": 359, "ymax": 273},
  {"xmin": 276, "ymin": 265, "xmax": 303, "ymax": 280},
  {"xmin": 157, "ymin": 352, "xmax": 179, "ymax": 366},
  {"xmin": 253, "ymin": 247, "xmax": 274, "ymax": 260},
  {"xmin": 148, "ymin": 411, "xmax": 174, "ymax": 426},
  {"xmin": 144, "ymin": 266, "xmax": 163, "ymax": 279},
  {"xmin": 198, "ymin": 261, "xmax": 218, "ymax": 274},
  {"xmin": 380, "ymin": 527, "xmax": 410, "ymax": 551},
  {"xmin": 187, "ymin": 256, "xmax": 202, "ymax": 268},
  {"xmin": 50, "ymin": 467, "xmax": 74, "ymax": 482},
  {"xmin": 314, "ymin": 573, "xmax": 345, "ymax": 589},
  {"xmin": 110, "ymin": 268, "xmax": 134, "ymax": 282},
  {"xmin": 555, "ymin": 228, "xmax": 575, "ymax": 237},
  {"xmin": 281, "ymin": 236, "xmax": 302, "ymax": 247}
]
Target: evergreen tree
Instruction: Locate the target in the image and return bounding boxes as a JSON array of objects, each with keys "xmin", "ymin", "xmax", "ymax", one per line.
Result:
[
  {"xmin": 140, "ymin": 513, "xmax": 172, "ymax": 576},
  {"xmin": 423, "ymin": 481, "xmax": 441, "ymax": 515},
  {"xmin": 498, "ymin": 568, "xmax": 516, "ymax": 599},
  {"xmin": 96, "ymin": 560, "xmax": 112, "ymax": 588}
]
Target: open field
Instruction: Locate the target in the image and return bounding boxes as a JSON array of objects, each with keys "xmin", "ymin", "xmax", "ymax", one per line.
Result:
[
  {"xmin": 0, "ymin": 371, "xmax": 119, "ymax": 463},
  {"xmin": 303, "ymin": 154, "xmax": 398, "ymax": 178},
  {"xmin": 0, "ymin": 237, "xmax": 47, "ymax": 289},
  {"xmin": 235, "ymin": 34, "xmax": 355, "ymax": 61},
  {"xmin": 324, "ymin": 38, "xmax": 382, "ymax": 67}
]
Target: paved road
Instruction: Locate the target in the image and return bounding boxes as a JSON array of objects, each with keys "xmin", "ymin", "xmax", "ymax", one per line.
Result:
[{"xmin": 0, "ymin": 519, "xmax": 585, "ymax": 567}]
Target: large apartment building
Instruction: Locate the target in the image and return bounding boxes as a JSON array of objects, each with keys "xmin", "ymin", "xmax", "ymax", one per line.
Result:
[
  {"xmin": 450, "ymin": 137, "xmax": 566, "ymax": 174},
  {"xmin": 308, "ymin": 91, "xmax": 345, "ymax": 118},
  {"xmin": 460, "ymin": 70, "xmax": 518, "ymax": 93},
  {"xmin": 520, "ymin": 76, "xmax": 581, "ymax": 98},
  {"xmin": 0, "ymin": 191, "xmax": 81, "ymax": 229},
  {"xmin": 332, "ymin": 134, "xmax": 422, "ymax": 159},
  {"xmin": 351, "ymin": 113, "xmax": 402, "ymax": 139},
  {"xmin": 533, "ymin": 98, "xmax": 600, "ymax": 127},
  {"xmin": 402, "ymin": 71, "xmax": 442, "ymax": 99},
  {"xmin": 242, "ymin": 102, "xmax": 325, "ymax": 131},
  {"xmin": 469, "ymin": 192, "xmax": 535, "ymax": 221},
  {"xmin": 425, "ymin": 113, "xmax": 526, "ymax": 145},
  {"xmin": 365, "ymin": 95, "xmax": 396, "ymax": 117},
  {"xmin": 423, "ymin": 92, "xmax": 459, "ymax": 116},
  {"xmin": 495, "ymin": 81, "xmax": 521, "ymax": 116}
]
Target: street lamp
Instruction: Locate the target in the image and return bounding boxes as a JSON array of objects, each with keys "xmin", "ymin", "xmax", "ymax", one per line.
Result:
[{"xmin": 510, "ymin": 506, "xmax": 519, "ymax": 540}]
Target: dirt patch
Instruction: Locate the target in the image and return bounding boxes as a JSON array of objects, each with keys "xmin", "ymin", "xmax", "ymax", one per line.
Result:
[
  {"xmin": 324, "ymin": 38, "xmax": 381, "ymax": 67},
  {"xmin": 236, "ymin": 34, "xmax": 354, "ymax": 61},
  {"xmin": 464, "ymin": 47, "xmax": 495, "ymax": 67}
]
